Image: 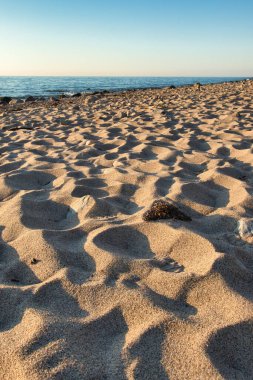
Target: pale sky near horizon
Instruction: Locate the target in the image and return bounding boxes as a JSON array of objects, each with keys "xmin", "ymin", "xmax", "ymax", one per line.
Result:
[{"xmin": 0, "ymin": 0, "xmax": 253, "ymax": 76}]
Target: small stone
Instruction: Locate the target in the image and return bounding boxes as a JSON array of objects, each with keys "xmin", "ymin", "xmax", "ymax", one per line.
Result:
[
  {"xmin": 49, "ymin": 96, "xmax": 59, "ymax": 102},
  {"xmin": 0, "ymin": 96, "xmax": 12, "ymax": 104},
  {"xmin": 238, "ymin": 219, "xmax": 253, "ymax": 239},
  {"xmin": 9, "ymin": 99, "xmax": 24, "ymax": 105},
  {"xmin": 72, "ymin": 93, "xmax": 82, "ymax": 97},
  {"xmin": 31, "ymin": 258, "xmax": 40, "ymax": 265},
  {"xmin": 143, "ymin": 200, "xmax": 192, "ymax": 222},
  {"xmin": 117, "ymin": 111, "xmax": 128, "ymax": 119},
  {"xmin": 25, "ymin": 96, "xmax": 35, "ymax": 102}
]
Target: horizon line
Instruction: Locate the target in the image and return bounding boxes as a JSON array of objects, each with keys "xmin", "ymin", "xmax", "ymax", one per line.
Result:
[{"xmin": 0, "ymin": 75, "xmax": 251, "ymax": 78}]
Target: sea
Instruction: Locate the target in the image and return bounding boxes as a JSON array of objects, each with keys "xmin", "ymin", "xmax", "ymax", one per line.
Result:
[{"xmin": 0, "ymin": 76, "xmax": 248, "ymax": 98}]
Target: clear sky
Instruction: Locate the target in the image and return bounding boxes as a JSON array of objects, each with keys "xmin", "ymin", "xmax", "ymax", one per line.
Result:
[{"xmin": 0, "ymin": 0, "xmax": 252, "ymax": 76}]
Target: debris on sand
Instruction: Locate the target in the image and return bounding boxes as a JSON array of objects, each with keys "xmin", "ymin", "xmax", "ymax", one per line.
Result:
[{"xmin": 143, "ymin": 199, "xmax": 192, "ymax": 222}]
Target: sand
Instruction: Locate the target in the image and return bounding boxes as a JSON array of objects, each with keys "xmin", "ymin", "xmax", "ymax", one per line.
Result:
[{"xmin": 0, "ymin": 79, "xmax": 253, "ymax": 379}]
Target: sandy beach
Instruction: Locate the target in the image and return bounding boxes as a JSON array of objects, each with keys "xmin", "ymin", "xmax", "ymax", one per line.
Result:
[{"xmin": 0, "ymin": 79, "xmax": 253, "ymax": 379}]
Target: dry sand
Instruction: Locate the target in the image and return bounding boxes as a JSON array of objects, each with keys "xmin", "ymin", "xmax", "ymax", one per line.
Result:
[{"xmin": 0, "ymin": 80, "xmax": 253, "ymax": 379}]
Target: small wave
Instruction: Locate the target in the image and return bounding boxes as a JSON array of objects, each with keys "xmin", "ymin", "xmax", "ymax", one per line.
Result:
[{"xmin": 64, "ymin": 92, "xmax": 76, "ymax": 96}]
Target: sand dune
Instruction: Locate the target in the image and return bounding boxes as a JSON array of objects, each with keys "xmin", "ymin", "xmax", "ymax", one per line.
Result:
[{"xmin": 0, "ymin": 80, "xmax": 253, "ymax": 379}]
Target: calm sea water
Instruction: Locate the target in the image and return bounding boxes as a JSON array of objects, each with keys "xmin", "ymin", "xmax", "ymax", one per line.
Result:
[{"xmin": 0, "ymin": 76, "xmax": 247, "ymax": 98}]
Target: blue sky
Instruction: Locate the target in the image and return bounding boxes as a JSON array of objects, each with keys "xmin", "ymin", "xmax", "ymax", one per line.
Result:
[{"xmin": 0, "ymin": 0, "xmax": 252, "ymax": 76}]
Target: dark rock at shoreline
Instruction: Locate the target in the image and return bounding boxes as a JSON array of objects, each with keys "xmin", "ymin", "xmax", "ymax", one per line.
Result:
[
  {"xmin": 72, "ymin": 93, "xmax": 82, "ymax": 97},
  {"xmin": 25, "ymin": 96, "xmax": 36, "ymax": 102},
  {"xmin": 92, "ymin": 90, "xmax": 109, "ymax": 96},
  {"xmin": 9, "ymin": 99, "xmax": 24, "ymax": 105},
  {"xmin": 49, "ymin": 96, "xmax": 59, "ymax": 102},
  {"xmin": 0, "ymin": 96, "xmax": 12, "ymax": 104},
  {"xmin": 195, "ymin": 82, "xmax": 202, "ymax": 90},
  {"xmin": 169, "ymin": 85, "xmax": 176, "ymax": 89}
]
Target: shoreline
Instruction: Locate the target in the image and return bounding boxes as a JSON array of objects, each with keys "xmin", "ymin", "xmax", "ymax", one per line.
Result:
[
  {"xmin": 0, "ymin": 77, "xmax": 251, "ymax": 103},
  {"xmin": 0, "ymin": 78, "xmax": 252, "ymax": 112}
]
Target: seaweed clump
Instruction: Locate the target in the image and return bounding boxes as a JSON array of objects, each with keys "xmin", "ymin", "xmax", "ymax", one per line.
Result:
[{"xmin": 143, "ymin": 200, "xmax": 191, "ymax": 222}]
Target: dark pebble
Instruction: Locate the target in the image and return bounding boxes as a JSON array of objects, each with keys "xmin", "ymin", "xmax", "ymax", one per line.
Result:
[
  {"xmin": 0, "ymin": 96, "xmax": 12, "ymax": 104},
  {"xmin": 25, "ymin": 96, "xmax": 36, "ymax": 102},
  {"xmin": 72, "ymin": 93, "xmax": 82, "ymax": 97},
  {"xmin": 31, "ymin": 258, "xmax": 40, "ymax": 265}
]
